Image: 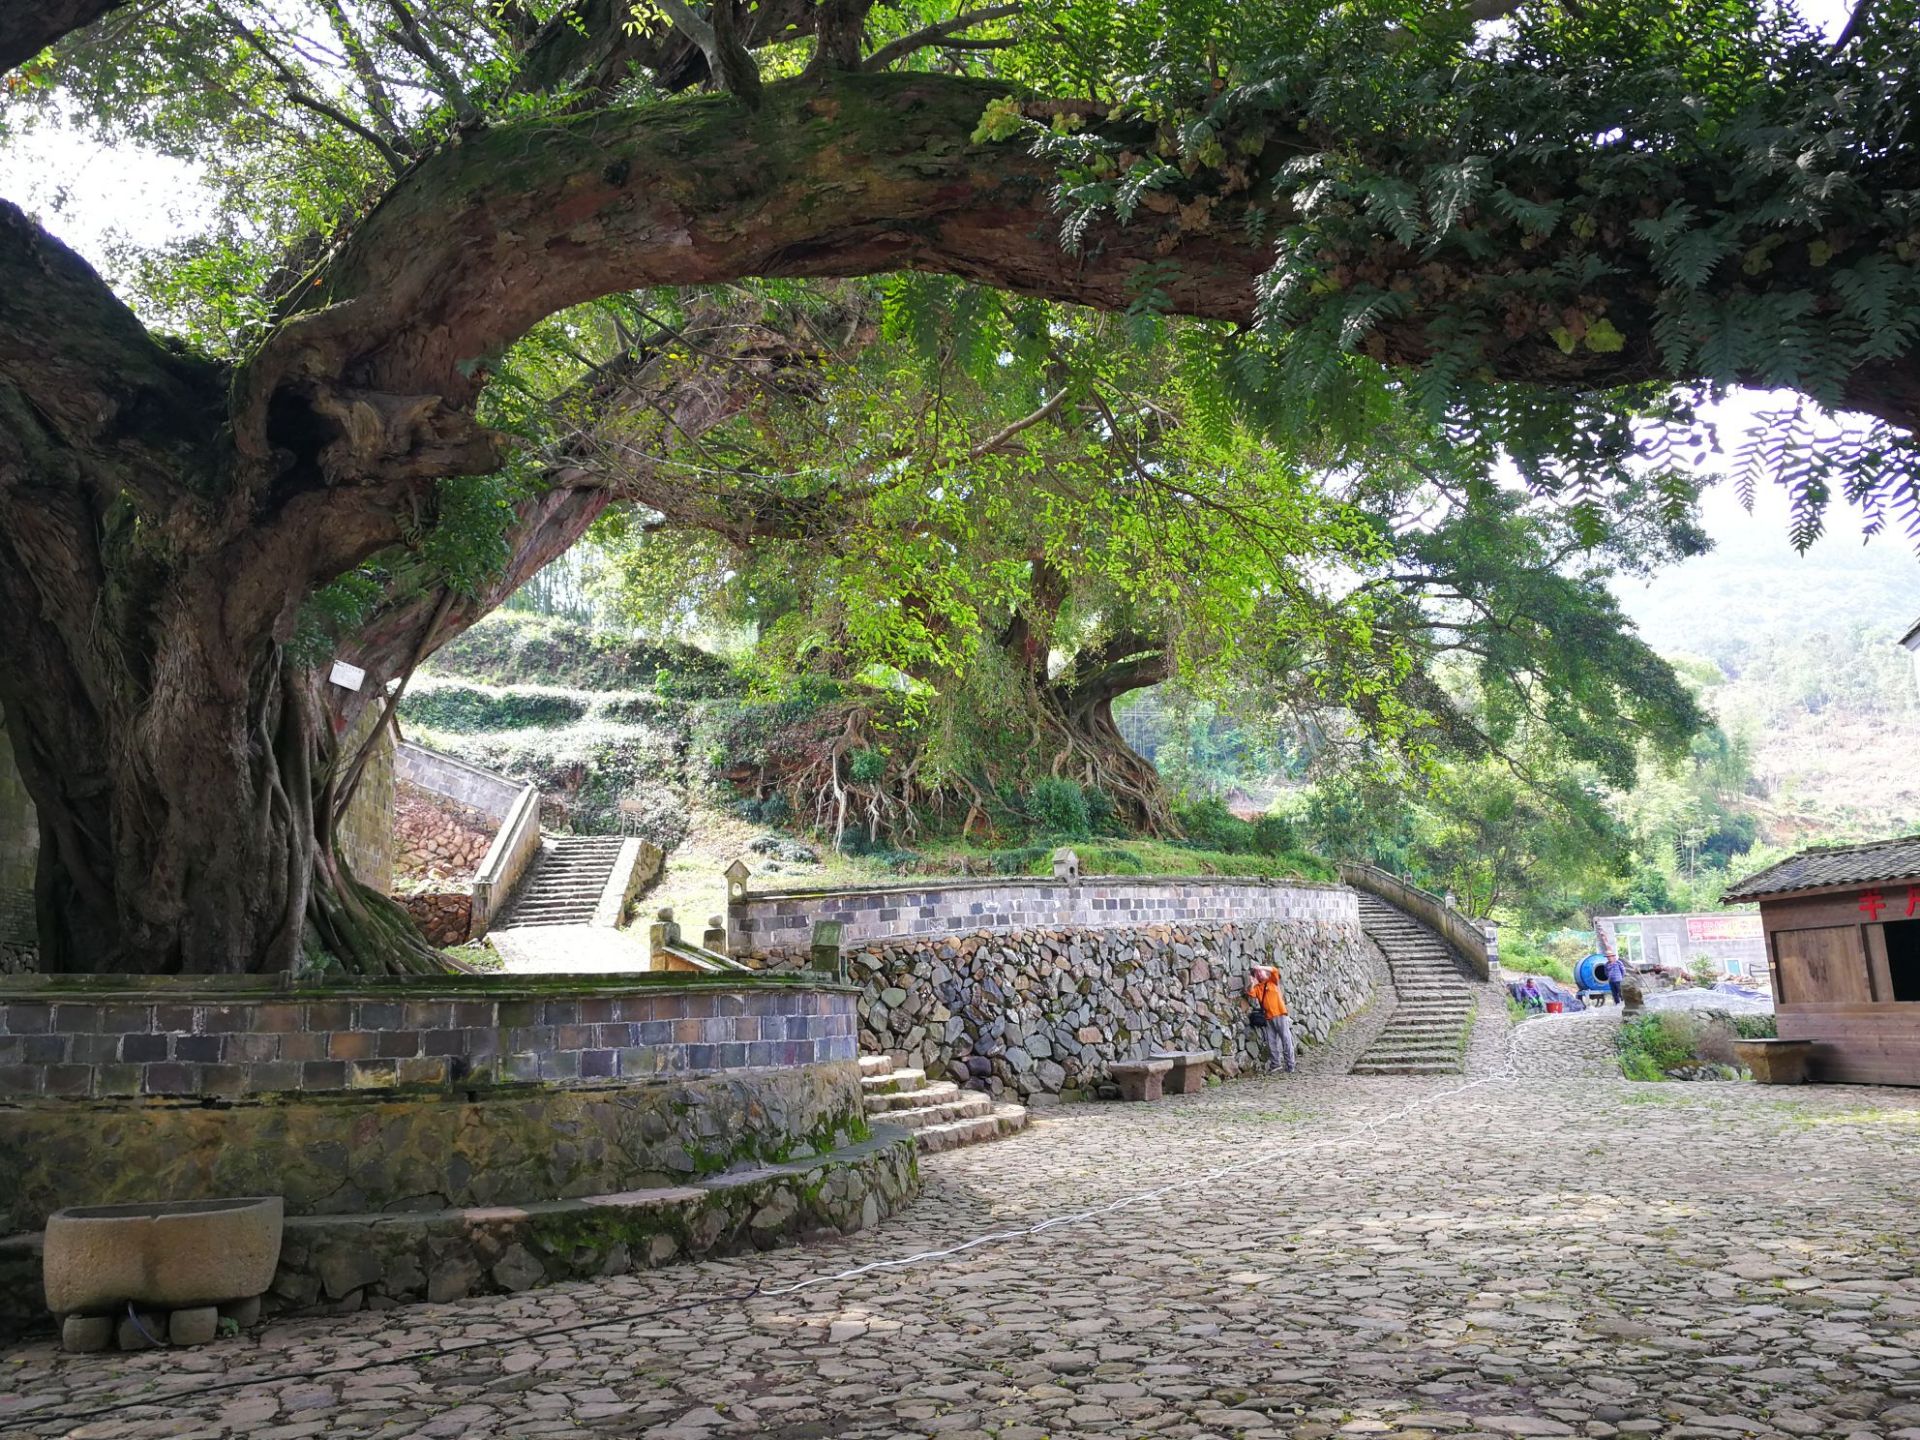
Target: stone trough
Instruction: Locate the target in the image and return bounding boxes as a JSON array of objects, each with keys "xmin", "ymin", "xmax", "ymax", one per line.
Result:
[{"xmin": 44, "ymin": 1196, "xmax": 282, "ymax": 1351}]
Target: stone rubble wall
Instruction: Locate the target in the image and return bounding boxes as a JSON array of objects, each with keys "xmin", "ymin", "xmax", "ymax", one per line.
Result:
[
  {"xmin": 394, "ymin": 780, "xmax": 497, "ymax": 882},
  {"xmin": 848, "ymin": 917, "xmax": 1376, "ymax": 1101},
  {"xmin": 398, "ymin": 889, "xmax": 475, "ymax": 946},
  {"xmin": 0, "ymin": 1058, "xmax": 909, "ymax": 1338}
]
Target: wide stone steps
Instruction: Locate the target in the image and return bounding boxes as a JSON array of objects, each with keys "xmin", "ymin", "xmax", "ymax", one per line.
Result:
[
  {"xmin": 1351, "ymin": 892, "xmax": 1475, "ymax": 1077},
  {"xmin": 857, "ymin": 1055, "xmax": 1028, "ymax": 1154},
  {"xmin": 497, "ymin": 836, "xmax": 623, "ymax": 928}
]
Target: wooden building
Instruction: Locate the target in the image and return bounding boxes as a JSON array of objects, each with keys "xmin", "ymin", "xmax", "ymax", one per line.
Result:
[{"xmin": 1722, "ymin": 835, "xmax": 1920, "ymax": 1086}]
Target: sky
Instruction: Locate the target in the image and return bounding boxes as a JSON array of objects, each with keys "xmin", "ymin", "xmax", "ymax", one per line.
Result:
[{"xmin": 3, "ymin": 0, "xmax": 1913, "ymax": 653}]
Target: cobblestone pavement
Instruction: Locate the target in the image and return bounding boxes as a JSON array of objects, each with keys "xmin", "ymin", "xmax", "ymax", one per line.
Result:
[
  {"xmin": 10, "ymin": 1062, "xmax": 1920, "ymax": 1440},
  {"xmin": 1505, "ymin": 1008, "xmax": 1626, "ymax": 1080}
]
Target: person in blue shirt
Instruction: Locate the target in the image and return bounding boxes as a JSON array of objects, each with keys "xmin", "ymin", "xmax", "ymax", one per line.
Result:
[{"xmin": 1605, "ymin": 954, "xmax": 1626, "ymax": 1005}]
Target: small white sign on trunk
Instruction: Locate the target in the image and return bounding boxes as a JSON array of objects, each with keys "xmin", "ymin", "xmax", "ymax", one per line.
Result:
[{"xmin": 329, "ymin": 659, "xmax": 367, "ymax": 692}]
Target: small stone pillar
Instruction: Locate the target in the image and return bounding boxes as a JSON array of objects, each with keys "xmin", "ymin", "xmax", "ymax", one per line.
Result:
[
  {"xmin": 724, "ymin": 858, "xmax": 751, "ymax": 950},
  {"xmin": 810, "ymin": 920, "xmax": 845, "ymax": 980},
  {"xmin": 702, "ymin": 915, "xmax": 728, "ymax": 954},
  {"xmin": 648, "ymin": 906, "xmax": 681, "ymax": 960}
]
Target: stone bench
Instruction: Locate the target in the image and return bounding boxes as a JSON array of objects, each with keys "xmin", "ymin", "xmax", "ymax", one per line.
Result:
[
  {"xmin": 1149, "ymin": 1049, "xmax": 1217, "ymax": 1095},
  {"xmin": 1109, "ymin": 1058, "xmax": 1175, "ymax": 1102}
]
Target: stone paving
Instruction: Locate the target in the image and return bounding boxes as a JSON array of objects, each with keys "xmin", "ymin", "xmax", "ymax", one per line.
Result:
[
  {"xmin": 1505, "ymin": 1007, "xmax": 1626, "ymax": 1080},
  {"xmin": 8, "ymin": 1007, "xmax": 1920, "ymax": 1440}
]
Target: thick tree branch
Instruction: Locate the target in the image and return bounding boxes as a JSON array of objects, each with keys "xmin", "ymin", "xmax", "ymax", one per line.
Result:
[
  {"xmin": 0, "ymin": 0, "xmax": 125, "ymax": 73},
  {"xmin": 863, "ymin": 3, "xmax": 1021, "ymax": 73}
]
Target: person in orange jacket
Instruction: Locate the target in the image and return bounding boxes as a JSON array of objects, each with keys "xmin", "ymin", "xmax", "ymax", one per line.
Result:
[{"xmin": 1247, "ymin": 964, "xmax": 1295, "ymax": 1073}]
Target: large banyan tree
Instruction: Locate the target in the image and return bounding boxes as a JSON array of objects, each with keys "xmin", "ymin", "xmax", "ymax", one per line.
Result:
[{"xmin": 0, "ymin": 0, "xmax": 1915, "ymax": 973}]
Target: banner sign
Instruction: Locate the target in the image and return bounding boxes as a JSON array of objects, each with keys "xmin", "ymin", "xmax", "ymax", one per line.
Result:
[{"xmin": 1686, "ymin": 914, "xmax": 1762, "ymax": 943}]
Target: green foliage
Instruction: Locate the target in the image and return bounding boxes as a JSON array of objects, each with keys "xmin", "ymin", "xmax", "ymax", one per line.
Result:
[
  {"xmin": 1617, "ymin": 1010, "xmax": 1754, "ymax": 1081},
  {"xmin": 398, "ymin": 682, "xmax": 585, "ymax": 733},
  {"xmin": 848, "ymin": 747, "xmax": 888, "ymax": 784},
  {"xmin": 1025, "ymin": 777, "xmax": 1092, "ymax": 840},
  {"xmin": 1251, "ymin": 813, "xmax": 1295, "ymax": 856},
  {"xmin": 1172, "ymin": 795, "xmax": 1255, "ymax": 853},
  {"xmin": 425, "ymin": 614, "xmax": 740, "ymax": 696},
  {"xmin": 1497, "ymin": 933, "xmax": 1577, "ymax": 986}
]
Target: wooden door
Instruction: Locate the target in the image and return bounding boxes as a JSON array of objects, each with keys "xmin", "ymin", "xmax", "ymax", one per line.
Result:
[{"xmin": 1772, "ymin": 925, "xmax": 1872, "ymax": 1005}]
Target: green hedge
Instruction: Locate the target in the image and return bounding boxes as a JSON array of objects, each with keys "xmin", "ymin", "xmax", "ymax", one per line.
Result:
[{"xmin": 399, "ymin": 684, "xmax": 585, "ymax": 733}]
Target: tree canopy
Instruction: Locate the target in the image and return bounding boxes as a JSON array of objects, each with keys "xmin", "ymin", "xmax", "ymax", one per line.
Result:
[{"xmin": 0, "ymin": 0, "xmax": 1914, "ymax": 973}]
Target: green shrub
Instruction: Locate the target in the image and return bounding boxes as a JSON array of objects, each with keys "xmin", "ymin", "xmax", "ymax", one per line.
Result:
[
  {"xmin": 1083, "ymin": 785, "xmax": 1118, "ymax": 833},
  {"xmin": 848, "ymin": 747, "xmax": 888, "ymax": 783},
  {"xmin": 1076, "ymin": 845, "xmax": 1146, "ymax": 874},
  {"xmin": 1617, "ymin": 1014, "xmax": 1700, "ymax": 1080},
  {"xmin": 990, "ymin": 845, "xmax": 1049, "ymax": 875},
  {"xmin": 1732, "ymin": 1014, "xmax": 1778, "ymax": 1040},
  {"xmin": 425, "ymin": 613, "xmax": 741, "ymax": 695},
  {"xmin": 1499, "ymin": 933, "xmax": 1577, "ymax": 985},
  {"xmin": 1616, "ymin": 1010, "xmax": 1753, "ymax": 1079},
  {"xmin": 400, "ymin": 683, "xmax": 586, "ymax": 733},
  {"xmin": 596, "ymin": 693, "xmax": 688, "ymax": 726},
  {"xmin": 1251, "ymin": 813, "xmax": 1296, "ymax": 856},
  {"xmin": 1026, "ymin": 778, "xmax": 1091, "ymax": 839},
  {"xmin": 1172, "ymin": 795, "xmax": 1256, "ymax": 853}
]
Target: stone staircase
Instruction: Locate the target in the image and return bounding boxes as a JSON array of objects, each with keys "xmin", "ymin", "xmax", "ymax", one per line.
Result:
[
  {"xmin": 1349, "ymin": 893, "xmax": 1475, "ymax": 1076},
  {"xmin": 859, "ymin": 1055, "xmax": 1030, "ymax": 1153},
  {"xmin": 497, "ymin": 836, "xmax": 625, "ymax": 927}
]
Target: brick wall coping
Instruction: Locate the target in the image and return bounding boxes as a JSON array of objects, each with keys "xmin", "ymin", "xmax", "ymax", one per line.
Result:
[
  {"xmin": 0, "ymin": 971, "xmax": 855, "ymax": 1002},
  {"xmin": 742, "ymin": 873, "xmax": 1349, "ymax": 902}
]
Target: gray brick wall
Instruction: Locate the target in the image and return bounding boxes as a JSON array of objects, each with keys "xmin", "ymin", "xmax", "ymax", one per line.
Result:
[
  {"xmin": 732, "ymin": 875, "xmax": 1357, "ymax": 960},
  {"xmin": 0, "ymin": 979, "xmax": 856, "ymax": 1099}
]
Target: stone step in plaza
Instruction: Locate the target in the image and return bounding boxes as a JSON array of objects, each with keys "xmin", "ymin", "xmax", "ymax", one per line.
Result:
[{"xmin": 859, "ymin": 1053, "xmax": 1030, "ymax": 1153}]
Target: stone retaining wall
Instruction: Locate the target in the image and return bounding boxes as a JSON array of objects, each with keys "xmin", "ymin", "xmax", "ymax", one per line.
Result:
[
  {"xmin": 397, "ymin": 888, "xmax": 475, "ymax": 946},
  {"xmin": 0, "ymin": 974, "xmax": 856, "ymax": 1101},
  {"xmin": 394, "ymin": 781, "xmax": 496, "ymax": 881},
  {"xmin": 0, "ymin": 1055, "xmax": 869, "ymax": 1232},
  {"xmin": 397, "ymin": 740, "xmax": 523, "ymax": 818},
  {"xmin": 335, "ymin": 706, "xmax": 396, "ymax": 896},
  {"xmin": 733, "ymin": 874, "xmax": 1355, "ymax": 959},
  {"xmin": 0, "ymin": 1055, "xmax": 901, "ymax": 1337},
  {"xmin": 849, "ymin": 916, "xmax": 1375, "ymax": 1101}
]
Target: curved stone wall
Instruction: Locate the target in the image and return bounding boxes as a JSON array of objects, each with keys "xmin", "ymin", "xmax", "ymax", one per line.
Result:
[
  {"xmin": 0, "ymin": 972, "xmax": 855, "ymax": 1100},
  {"xmin": 848, "ymin": 915, "xmax": 1376, "ymax": 1101},
  {"xmin": 0, "ymin": 1058, "xmax": 869, "ymax": 1234},
  {"xmin": 732, "ymin": 873, "xmax": 1355, "ymax": 961}
]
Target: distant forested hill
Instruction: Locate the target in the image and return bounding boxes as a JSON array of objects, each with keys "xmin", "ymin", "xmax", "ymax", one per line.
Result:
[{"xmin": 1614, "ymin": 494, "xmax": 1920, "ymax": 845}]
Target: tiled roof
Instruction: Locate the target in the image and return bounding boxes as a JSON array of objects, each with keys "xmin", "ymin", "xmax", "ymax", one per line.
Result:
[{"xmin": 1722, "ymin": 834, "xmax": 1920, "ymax": 903}]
